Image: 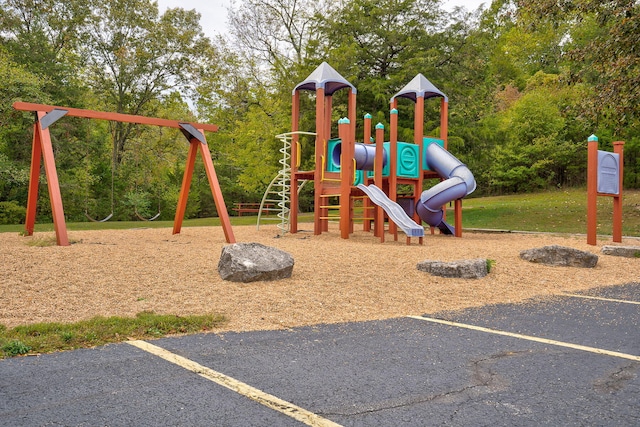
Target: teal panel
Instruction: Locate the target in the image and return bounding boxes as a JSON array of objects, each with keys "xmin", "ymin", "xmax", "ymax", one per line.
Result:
[
  {"xmin": 423, "ymin": 137, "xmax": 445, "ymax": 170},
  {"xmin": 353, "ymin": 169, "xmax": 365, "ymax": 186},
  {"xmin": 326, "ymin": 138, "xmax": 341, "ymax": 172},
  {"xmin": 397, "ymin": 142, "xmax": 420, "ymax": 178}
]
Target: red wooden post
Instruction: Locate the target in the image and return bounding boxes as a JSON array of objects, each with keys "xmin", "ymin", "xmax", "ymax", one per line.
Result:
[
  {"xmin": 173, "ymin": 140, "xmax": 198, "ymax": 235},
  {"xmin": 339, "ymin": 117, "xmax": 354, "ymax": 239},
  {"xmin": 197, "ymin": 132, "xmax": 235, "ymax": 244},
  {"xmin": 313, "ymin": 87, "xmax": 325, "ymax": 235},
  {"xmin": 37, "ymin": 115, "xmax": 69, "ymax": 246},
  {"xmin": 586, "ymin": 134, "xmax": 599, "ymax": 245},
  {"xmin": 454, "ymin": 199, "xmax": 463, "ymax": 237},
  {"xmin": 612, "ymin": 141, "xmax": 625, "ymax": 242},
  {"xmin": 389, "ymin": 108, "xmax": 398, "ymax": 240},
  {"xmin": 25, "ymin": 124, "xmax": 42, "ymax": 237},
  {"xmin": 375, "ymin": 123, "xmax": 385, "ymax": 242},
  {"xmin": 440, "ymin": 98, "xmax": 448, "ymax": 150}
]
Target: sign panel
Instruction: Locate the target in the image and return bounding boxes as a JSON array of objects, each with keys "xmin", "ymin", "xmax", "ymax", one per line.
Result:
[{"xmin": 597, "ymin": 150, "xmax": 620, "ymax": 195}]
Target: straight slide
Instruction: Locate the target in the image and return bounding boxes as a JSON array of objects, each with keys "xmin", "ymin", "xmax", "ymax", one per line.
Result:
[{"xmin": 357, "ymin": 184, "xmax": 424, "ymax": 237}]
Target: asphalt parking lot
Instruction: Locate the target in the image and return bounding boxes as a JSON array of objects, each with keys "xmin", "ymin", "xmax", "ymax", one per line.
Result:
[{"xmin": 1, "ymin": 282, "xmax": 638, "ymax": 426}]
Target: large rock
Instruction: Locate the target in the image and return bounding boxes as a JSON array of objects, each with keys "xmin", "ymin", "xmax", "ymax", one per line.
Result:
[
  {"xmin": 519, "ymin": 245, "xmax": 598, "ymax": 268},
  {"xmin": 218, "ymin": 242, "xmax": 294, "ymax": 282},
  {"xmin": 417, "ymin": 258, "xmax": 488, "ymax": 279},
  {"xmin": 601, "ymin": 245, "xmax": 640, "ymax": 258}
]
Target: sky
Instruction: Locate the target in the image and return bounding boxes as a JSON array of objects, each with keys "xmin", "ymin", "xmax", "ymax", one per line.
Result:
[{"xmin": 156, "ymin": 0, "xmax": 488, "ymax": 40}]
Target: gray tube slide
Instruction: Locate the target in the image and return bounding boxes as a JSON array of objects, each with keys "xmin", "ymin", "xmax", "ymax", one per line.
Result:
[
  {"xmin": 417, "ymin": 142, "xmax": 476, "ymax": 235},
  {"xmin": 332, "ymin": 142, "xmax": 388, "ymax": 171},
  {"xmin": 357, "ymin": 184, "xmax": 424, "ymax": 237}
]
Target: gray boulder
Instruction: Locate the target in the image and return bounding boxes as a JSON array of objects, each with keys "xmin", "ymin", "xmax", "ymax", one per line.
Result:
[
  {"xmin": 519, "ymin": 245, "xmax": 598, "ymax": 268},
  {"xmin": 218, "ymin": 242, "xmax": 294, "ymax": 282},
  {"xmin": 417, "ymin": 258, "xmax": 488, "ymax": 279},
  {"xmin": 601, "ymin": 245, "xmax": 640, "ymax": 258}
]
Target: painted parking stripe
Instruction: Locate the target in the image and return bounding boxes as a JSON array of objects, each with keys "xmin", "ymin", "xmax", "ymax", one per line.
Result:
[
  {"xmin": 562, "ymin": 293, "xmax": 640, "ymax": 305},
  {"xmin": 127, "ymin": 340, "xmax": 342, "ymax": 427},
  {"xmin": 407, "ymin": 316, "xmax": 640, "ymax": 362}
]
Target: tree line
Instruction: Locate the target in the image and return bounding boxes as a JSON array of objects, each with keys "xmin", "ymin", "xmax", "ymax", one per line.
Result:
[{"xmin": 1, "ymin": 0, "xmax": 638, "ymax": 224}]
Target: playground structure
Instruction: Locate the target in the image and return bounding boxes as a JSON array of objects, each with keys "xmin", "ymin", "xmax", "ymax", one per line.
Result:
[
  {"xmin": 12, "ymin": 102, "xmax": 235, "ymax": 246},
  {"xmin": 285, "ymin": 62, "xmax": 475, "ymax": 244},
  {"xmin": 587, "ymin": 134, "xmax": 624, "ymax": 245}
]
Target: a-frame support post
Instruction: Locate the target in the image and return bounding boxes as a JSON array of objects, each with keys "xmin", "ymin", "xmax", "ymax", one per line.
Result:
[
  {"xmin": 15, "ymin": 102, "xmax": 230, "ymax": 246},
  {"xmin": 173, "ymin": 126, "xmax": 235, "ymax": 243},
  {"xmin": 25, "ymin": 110, "xmax": 70, "ymax": 246}
]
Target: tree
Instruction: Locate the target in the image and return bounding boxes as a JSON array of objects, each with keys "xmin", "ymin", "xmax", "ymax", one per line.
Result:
[
  {"xmin": 0, "ymin": 0, "xmax": 91, "ymax": 105},
  {"xmin": 84, "ymin": 0, "xmax": 218, "ymax": 165},
  {"xmin": 228, "ymin": 0, "xmax": 323, "ymax": 76},
  {"xmin": 517, "ymin": 0, "xmax": 640, "ymax": 136}
]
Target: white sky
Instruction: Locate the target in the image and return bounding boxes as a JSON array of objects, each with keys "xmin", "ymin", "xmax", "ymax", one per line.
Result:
[{"xmin": 156, "ymin": 0, "xmax": 488, "ymax": 40}]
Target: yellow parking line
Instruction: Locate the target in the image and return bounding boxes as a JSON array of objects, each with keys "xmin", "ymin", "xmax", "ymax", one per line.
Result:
[
  {"xmin": 127, "ymin": 340, "xmax": 342, "ymax": 427},
  {"xmin": 563, "ymin": 293, "xmax": 640, "ymax": 305},
  {"xmin": 407, "ymin": 316, "xmax": 640, "ymax": 362}
]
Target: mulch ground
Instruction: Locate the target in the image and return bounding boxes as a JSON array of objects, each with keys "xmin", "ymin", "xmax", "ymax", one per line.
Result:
[{"xmin": 1, "ymin": 224, "xmax": 638, "ymax": 331}]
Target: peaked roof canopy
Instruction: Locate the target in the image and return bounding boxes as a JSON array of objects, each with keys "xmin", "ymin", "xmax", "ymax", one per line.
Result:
[
  {"xmin": 293, "ymin": 62, "xmax": 356, "ymax": 96},
  {"xmin": 391, "ymin": 74, "xmax": 447, "ymax": 103}
]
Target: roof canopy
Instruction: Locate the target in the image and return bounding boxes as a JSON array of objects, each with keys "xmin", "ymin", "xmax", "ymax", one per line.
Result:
[
  {"xmin": 391, "ymin": 74, "xmax": 447, "ymax": 103},
  {"xmin": 293, "ymin": 62, "xmax": 356, "ymax": 96}
]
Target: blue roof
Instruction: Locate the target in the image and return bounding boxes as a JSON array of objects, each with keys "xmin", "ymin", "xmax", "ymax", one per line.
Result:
[{"xmin": 293, "ymin": 62, "xmax": 356, "ymax": 96}]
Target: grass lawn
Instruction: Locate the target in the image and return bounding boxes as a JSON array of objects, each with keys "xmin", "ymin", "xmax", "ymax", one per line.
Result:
[
  {"xmin": 1, "ymin": 188, "xmax": 639, "ymax": 237},
  {"xmin": 458, "ymin": 188, "xmax": 640, "ymax": 237}
]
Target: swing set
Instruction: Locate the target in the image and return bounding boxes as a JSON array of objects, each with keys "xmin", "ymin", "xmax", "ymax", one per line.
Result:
[{"xmin": 13, "ymin": 101, "xmax": 236, "ymax": 246}]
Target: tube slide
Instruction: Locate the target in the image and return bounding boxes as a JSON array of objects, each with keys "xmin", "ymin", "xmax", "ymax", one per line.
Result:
[
  {"xmin": 332, "ymin": 142, "xmax": 388, "ymax": 171},
  {"xmin": 416, "ymin": 142, "xmax": 476, "ymax": 235},
  {"xmin": 357, "ymin": 184, "xmax": 424, "ymax": 237}
]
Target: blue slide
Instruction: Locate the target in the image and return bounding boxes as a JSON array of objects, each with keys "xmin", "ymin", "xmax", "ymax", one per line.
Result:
[
  {"xmin": 356, "ymin": 184, "xmax": 424, "ymax": 237},
  {"xmin": 416, "ymin": 142, "xmax": 476, "ymax": 234}
]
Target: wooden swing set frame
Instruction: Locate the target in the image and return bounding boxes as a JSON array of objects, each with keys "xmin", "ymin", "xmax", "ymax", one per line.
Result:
[{"xmin": 13, "ymin": 101, "xmax": 236, "ymax": 246}]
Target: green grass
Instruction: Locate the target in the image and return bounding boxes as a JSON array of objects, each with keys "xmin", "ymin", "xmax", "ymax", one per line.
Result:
[
  {"xmin": 1, "ymin": 214, "xmax": 274, "ymax": 234},
  {"xmin": 456, "ymin": 188, "xmax": 640, "ymax": 237},
  {"xmin": 1, "ymin": 189, "xmax": 638, "ymax": 237},
  {"xmin": 0, "ymin": 312, "xmax": 227, "ymax": 359}
]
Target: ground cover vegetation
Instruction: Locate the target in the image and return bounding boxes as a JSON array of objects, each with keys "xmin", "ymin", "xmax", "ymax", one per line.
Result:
[
  {"xmin": 1, "ymin": 0, "xmax": 639, "ymax": 225},
  {"xmin": 0, "ymin": 312, "xmax": 227, "ymax": 358}
]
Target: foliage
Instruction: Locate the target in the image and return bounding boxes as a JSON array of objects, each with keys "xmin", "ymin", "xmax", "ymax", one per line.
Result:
[
  {"xmin": 0, "ymin": 311, "xmax": 227, "ymax": 358},
  {"xmin": 0, "ymin": 200, "xmax": 26, "ymax": 224},
  {"xmin": 1, "ymin": 339, "xmax": 31, "ymax": 356},
  {"xmin": 0, "ymin": 0, "xmax": 639, "ymax": 224}
]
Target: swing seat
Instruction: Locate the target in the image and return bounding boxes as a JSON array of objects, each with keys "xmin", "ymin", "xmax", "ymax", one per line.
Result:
[{"xmin": 84, "ymin": 212, "xmax": 113, "ymax": 222}]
